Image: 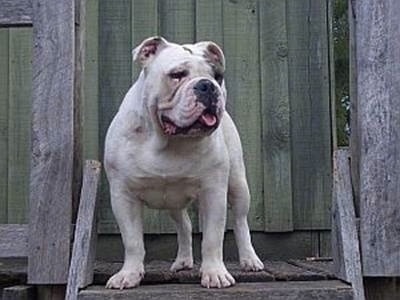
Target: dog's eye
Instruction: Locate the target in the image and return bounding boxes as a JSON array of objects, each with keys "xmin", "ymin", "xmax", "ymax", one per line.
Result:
[
  {"xmin": 214, "ymin": 72, "xmax": 224, "ymax": 85},
  {"xmin": 169, "ymin": 70, "xmax": 188, "ymax": 81}
]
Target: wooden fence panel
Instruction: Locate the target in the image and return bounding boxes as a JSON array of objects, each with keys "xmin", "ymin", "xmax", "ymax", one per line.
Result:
[
  {"xmin": 356, "ymin": 0, "xmax": 400, "ymax": 276},
  {"xmin": 260, "ymin": 0, "xmax": 293, "ymax": 232},
  {"xmin": 222, "ymin": 0, "xmax": 264, "ymax": 230},
  {"xmin": 28, "ymin": 0, "xmax": 75, "ymax": 284},
  {"xmin": 82, "ymin": 0, "xmax": 99, "ymax": 161},
  {"xmin": 97, "ymin": 0, "xmax": 133, "ymax": 234},
  {"xmin": 287, "ymin": 0, "xmax": 332, "ymax": 230},
  {"xmin": 7, "ymin": 28, "xmax": 32, "ymax": 224},
  {"xmin": 0, "ymin": 29, "xmax": 9, "ymax": 224},
  {"xmin": 0, "ymin": 0, "xmax": 333, "ymax": 237}
]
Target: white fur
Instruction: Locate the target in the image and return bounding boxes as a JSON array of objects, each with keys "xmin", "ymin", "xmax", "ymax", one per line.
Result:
[{"xmin": 104, "ymin": 37, "xmax": 263, "ymax": 289}]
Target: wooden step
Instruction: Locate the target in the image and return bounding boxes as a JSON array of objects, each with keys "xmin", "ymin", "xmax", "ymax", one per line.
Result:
[{"xmin": 79, "ymin": 280, "xmax": 353, "ymax": 300}]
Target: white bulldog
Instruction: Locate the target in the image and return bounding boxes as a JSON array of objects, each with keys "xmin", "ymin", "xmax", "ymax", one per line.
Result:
[{"xmin": 104, "ymin": 36, "xmax": 263, "ymax": 289}]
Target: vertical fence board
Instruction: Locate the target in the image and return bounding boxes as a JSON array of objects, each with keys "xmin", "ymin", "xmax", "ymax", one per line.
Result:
[
  {"xmin": 29, "ymin": 0, "xmax": 75, "ymax": 284},
  {"xmin": 259, "ymin": 0, "xmax": 293, "ymax": 232},
  {"xmin": 159, "ymin": 0, "xmax": 195, "ymax": 44},
  {"xmin": 195, "ymin": 0, "xmax": 223, "ymax": 45},
  {"xmin": 222, "ymin": 0, "xmax": 264, "ymax": 230},
  {"xmin": 131, "ymin": 0, "xmax": 162, "ymax": 234},
  {"xmin": 98, "ymin": 0, "xmax": 132, "ymax": 234},
  {"xmin": 83, "ymin": 0, "xmax": 99, "ymax": 161},
  {"xmin": 0, "ymin": 29, "xmax": 9, "ymax": 224},
  {"xmin": 357, "ymin": 0, "xmax": 400, "ymax": 276},
  {"xmin": 7, "ymin": 28, "xmax": 32, "ymax": 224},
  {"xmin": 287, "ymin": 0, "xmax": 332, "ymax": 230}
]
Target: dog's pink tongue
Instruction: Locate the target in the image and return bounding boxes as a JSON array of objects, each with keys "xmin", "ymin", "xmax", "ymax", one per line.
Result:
[{"xmin": 200, "ymin": 113, "xmax": 217, "ymax": 127}]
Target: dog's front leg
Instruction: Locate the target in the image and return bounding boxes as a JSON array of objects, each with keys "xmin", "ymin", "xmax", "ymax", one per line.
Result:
[
  {"xmin": 199, "ymin": 186, "xmax": 235, "ymax": 288},
  {"xmin": 106, "ymin": 183, "xmax": 145, "ymax": 289}
]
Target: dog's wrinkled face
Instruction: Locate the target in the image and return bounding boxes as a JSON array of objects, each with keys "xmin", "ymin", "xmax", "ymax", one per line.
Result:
[{"xmin": 133, "ymin": 37, "xmax": 226, "ymax": 137}]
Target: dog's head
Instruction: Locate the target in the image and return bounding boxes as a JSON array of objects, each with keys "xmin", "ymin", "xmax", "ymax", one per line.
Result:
[{"xmin": 133, "ymin": 36, "xmax": 226, "ymax": 137}]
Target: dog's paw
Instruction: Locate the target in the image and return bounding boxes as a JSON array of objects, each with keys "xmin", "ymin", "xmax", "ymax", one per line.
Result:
[
  {"xmin": 170, "ymin": 256, "xmax": 193, "ymax": 272},
  {"xmin": 105, "ymin": 269, "xmax": 144, "ymax": 289},
  {"xmin": 200, "ymin": 264, "xmax": 235, "ymax": 288},
  {"xmin": 240, "ymin": 254, "xmax": 264, "ymax": 272}
]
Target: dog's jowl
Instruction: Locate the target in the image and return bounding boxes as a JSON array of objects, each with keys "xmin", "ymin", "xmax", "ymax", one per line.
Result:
[{"xmin": 104, "ymin": 36, "xmax": 264, "ymax": 289}]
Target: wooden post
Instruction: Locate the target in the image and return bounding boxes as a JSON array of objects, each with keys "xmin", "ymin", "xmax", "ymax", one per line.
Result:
[
  {"xmin": 355, "ymin": 0, "xmax": 400, "ymax": 277},
  {"xmin": 332, "ymin": 149, "xmax": 365, "ymax": 300},
  {"xmin": 66, "ymin": 160, "xmax": 101, "ymax": 300},
  {"xmin": 28, "ymin": 0, "xmax": 75, "ymax": 285},
  {"xmin": 353, "ymin": 0, "xmax": 400, "ymax": 298}
]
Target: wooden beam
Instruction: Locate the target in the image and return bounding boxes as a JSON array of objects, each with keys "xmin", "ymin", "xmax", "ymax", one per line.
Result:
[
  {"xmin": 28, "ymin": 0, "xmax": 75, "ymax": 284},
  {"xmin": 66, "ymin": 160, "xmax": 101, "ymax": 300},
  {"xmin": 0, "ymin": 224, "xmax": 28, "ymax": 258},
  {"xmin": 2, "ymin": 285, "xmax": 36, "ymax": 300},
  {"xmin": 355, "ymin": 0, "xmax": 400, "ymax": 276},
  {"xmin": 0, "ymin": 0, "xmax": 32, "ymax": 26},
  {"xmin": 332, "ymin": 149, "xmax": 365, "ymax": 300}
]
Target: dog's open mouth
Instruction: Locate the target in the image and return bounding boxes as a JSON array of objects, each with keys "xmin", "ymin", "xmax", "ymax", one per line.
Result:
[{"xmin": 162, "ymin": 111, "xmax": 218, "ymax": 135}]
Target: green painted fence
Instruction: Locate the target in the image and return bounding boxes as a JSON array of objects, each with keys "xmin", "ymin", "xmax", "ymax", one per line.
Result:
[{"xmin": 0, "ymin": 0, "xmax": 333, "ymax": 235}]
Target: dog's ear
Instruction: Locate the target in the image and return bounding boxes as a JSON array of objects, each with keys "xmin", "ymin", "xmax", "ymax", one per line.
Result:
[
  {"xmin": 195, "ymin": 41, "xmax": 225, "ymax": 72},
  {"xmin": 132, "ymin": 36, "xmax": 168, "ymax": 67}
]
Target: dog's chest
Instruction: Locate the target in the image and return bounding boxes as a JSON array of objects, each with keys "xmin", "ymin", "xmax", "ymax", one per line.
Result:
[{"xmin": 136, "ymin": 177, "xmax": 200, "ymax": 209}]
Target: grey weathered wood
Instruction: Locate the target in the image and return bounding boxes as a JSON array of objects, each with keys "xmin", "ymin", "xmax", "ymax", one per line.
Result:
[
  {"xmin": 260, "ymin": 0, "xmax": 293, "ymax": 232},
  {"xmin": 356, "ymin": 0, "xmax": 400, "ymax": 276},
  {"xmin": 98, "ymin": 0, "xmax": 132, "ymax": 235},
  {"xmin": 287, "ymin": 0, "xmax": 332, "ymax": 230},
  {"xmin": 79, "ymin": 281, "xmax": 353, "ymax": 300},
  {"xmin": 37, "ymin": 286, "xmax": 65, "ymax": 300},
  {"xmin": 2, "ymin": 285, "xmax": 36, "ymax": 300},
  {"xmin": 8, "ymin": 28, "xmax": 32, "ymax": 224},
  {"xmin": 0, "ymin": 224, "xmax": 28, "ymax": 257},
  {"xmin": 28, "ymin": 0, "xmax": 75, "ymax": 284},
  {"xmin": 0, "ymin": 0, "xmax": 32, "ymax": 26},
  {"xmin": 332, "ymin": 149, "xmax": 365, "ymax": 300},
  {"xmin": 0, "ymin": 28, "xmax": 9, "ymax": 223},
  {"xmin": 66, "ymin": 160, "xmax": 101, "ymax": 300},
  {"xmin": 82, "ymin": 0, "xmax": 99, "ymax": 161},
  {"xmin": 222, "ymin": 0, "xmax": 264, "ymax": 230}
]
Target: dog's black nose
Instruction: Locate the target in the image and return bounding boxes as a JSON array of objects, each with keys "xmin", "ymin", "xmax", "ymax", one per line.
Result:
[
  {"xmin": 194, "ymin": 79, "xmax": 218, "ymax": 111},
  {"xmin": 193, "ymin": 79, "xmax": 216, "ymax": 95}
]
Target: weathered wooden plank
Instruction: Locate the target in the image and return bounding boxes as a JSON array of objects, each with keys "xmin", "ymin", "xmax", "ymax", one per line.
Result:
[
  {"xmin": 332, "ymin": 149, "xmax": 365, "ymax": 300},
  {"xmin": 98, "ymin": 0, "xmax": 132, "ymax": 234},
  {"xmin": 28, "ymin": 0, "xmax": 75, "ymax": 284},
  {"xmin": 364, "ymin": 278, "xmax": 400, "ymax": 300},
  {"xmin": 259, "ymin": 0, "xmax": 293, "ymax": 232},
  {"xmin": 0, "ymin": 0, "xmax": 32, "ymax": 26},
  {"xmin": 356, "ymin": 0, "xmax": 400, "ymax": 276},
  {"xmin": 0, "ymin": 28, "xmax": 9, "ymax": 223},
  {"xmin": 66, "ymin": 160, "xmax": 101, "ymax": 300},
  {"xmin": 96, "ymin": 231, "xmax": 316, "ymax": 262},
  {"xmin": 131, "ymin": 0, "xmax": 163, "ymax": 234},
  {"xmin": 0, "ymin": 224, "xmax": 28, "ymax": 257},
  {"xmin": 7, "ymin": 28, "xmax": 32, "ymax": 224},
  {"xmin": 82, "ymin": 0, "xmax": 99, "ymax": 161},
  {"xmin": 37, "ymin": 286, "xmax": 65, "ymax": 300},
  {"xmin": 287, "ymin": 0, "xmax": 332, "ymax": 230},
  {"xmin": 222, "ymin": 0, "xmax": 264, "ymax": 230},
  {"xmin": 131, "ymin": 0, "xmax": 158, "ymax": 80},
  {"xmin": 80, "ymin": 281, "xmax": 353, "ymax": 300},
  {"xmin": 159, "ymin": 0, "xmax": 195, "ymax": 44},
  {"xmin": 2, "ymin": 285, "xmax": 36, "ymax": 300},
  {"xmin": 195, "ymin": 0, "xmax": 223, "ymax": 45}
]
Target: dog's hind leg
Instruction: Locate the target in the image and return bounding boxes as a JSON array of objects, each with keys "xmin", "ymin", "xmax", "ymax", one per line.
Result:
[{"xmin": 168, "ymin": 208, "xmax": 194, "ymax": 271}]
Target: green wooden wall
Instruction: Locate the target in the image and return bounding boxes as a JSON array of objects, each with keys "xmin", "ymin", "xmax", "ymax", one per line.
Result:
[{"xmin": 0, "ymin": 0, "xmax": 333, "ymax": 236}]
